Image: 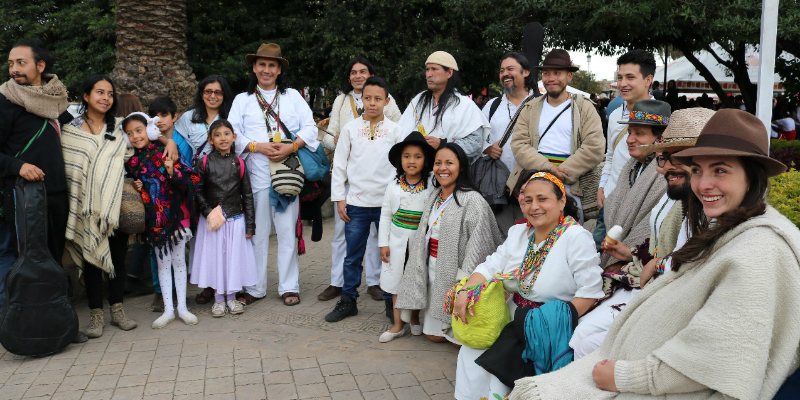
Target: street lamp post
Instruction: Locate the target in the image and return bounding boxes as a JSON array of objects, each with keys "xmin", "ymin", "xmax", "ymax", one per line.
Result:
[{"xmin": 586, "ymin": 54, "xmax": 592, "ymax": 94}]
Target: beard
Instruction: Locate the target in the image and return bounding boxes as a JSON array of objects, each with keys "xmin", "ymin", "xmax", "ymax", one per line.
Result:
[
  {"xmin": 11, "ymin": 73, "xmax": 31, "ymax": 86},
  {"xmin": 664, "ymin": 171, "xmax": 692, "ymax": 200},
  {"xmin": 546, "ymin": 86, "xmax": 566, "ymax": 99}
]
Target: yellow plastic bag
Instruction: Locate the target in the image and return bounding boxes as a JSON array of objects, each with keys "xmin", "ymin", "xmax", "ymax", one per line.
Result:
[{"xmin": 447, "ymin": 277, "xmax": 511, "ymax": 349}]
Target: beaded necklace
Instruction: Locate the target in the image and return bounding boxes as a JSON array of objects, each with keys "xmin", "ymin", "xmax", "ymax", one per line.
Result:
[
  {"xmin": 431, "ymin": 192, "xmax": 452, "ymax": 228},
  {"xmin": 517, "ymin": 215, "xmax": 576, "ymax": 295},
  {"xmin": 399, "ymin": 175, "xmax": 425, "ymax": 194},
  {"xmin": 255, "ymin": 88, "xmax": 281, "ymax": 135}
]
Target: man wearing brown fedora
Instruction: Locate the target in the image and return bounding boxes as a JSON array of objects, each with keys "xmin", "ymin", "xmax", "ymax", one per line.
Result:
[
  {"xmin": 230, "ymin": 43, "xmax": 319, "ymax": 307},
  {"xmin": 571, "ymin": 107, "xmax": 715, "ymax": 359},
  {"xmin": 506, "ymin": 48, "xmax": 604, "ymax": 222},
  {"xmin": 398, "ymin": 51, "xmax": 490, "ymax": 161}
]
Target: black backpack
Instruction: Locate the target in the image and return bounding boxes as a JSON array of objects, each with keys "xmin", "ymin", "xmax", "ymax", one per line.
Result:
[{"xmin": 0, "ymin": 179, "xmax": 78, "ymax": 356}]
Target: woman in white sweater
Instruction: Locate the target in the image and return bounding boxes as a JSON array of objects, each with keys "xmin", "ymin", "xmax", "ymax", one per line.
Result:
[{"xmin": 510, "ymin": 109, "xmax": 800, "ymax": 399}]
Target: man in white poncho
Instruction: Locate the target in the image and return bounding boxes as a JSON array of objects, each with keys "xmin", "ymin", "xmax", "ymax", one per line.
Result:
[{"xmin": 398, "ymin": 51, "xmax": 490, "ymax": 161}]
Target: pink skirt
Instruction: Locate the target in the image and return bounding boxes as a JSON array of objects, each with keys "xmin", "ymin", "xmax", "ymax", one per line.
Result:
[{"xmin": 190, "ymin": 214, "xmax": 258, "ymax": 293}]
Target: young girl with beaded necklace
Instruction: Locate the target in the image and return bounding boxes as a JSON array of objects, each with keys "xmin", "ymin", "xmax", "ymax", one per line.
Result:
[{"xmin": 377, "ymin": 131, "xmax": 434, "ymax": 342}]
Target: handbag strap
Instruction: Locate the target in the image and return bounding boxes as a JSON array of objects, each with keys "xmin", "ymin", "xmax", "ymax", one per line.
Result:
[
  {"xmin": 348, "ymin": 95, "xmax": 359, "ymax": 119},
  {"xmin": 16, "ymin": 120, "xmax": 48, "ymax": 157},
  {"xmin": 498, "ymin": 94, "xmax": 536, "ymax": 148},
  {"xmin": 257, "ymin": 97, "xmax": 296, "ymax": 142},
  {"xmin": 538, "ymin": 101, "xmax": 571, "ymax": 144}
]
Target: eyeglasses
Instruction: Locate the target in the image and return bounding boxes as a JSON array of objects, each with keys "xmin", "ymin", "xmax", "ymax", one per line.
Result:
[
  {"xmin": 203, "ymin": 89, "xmax": 223, "ymax": 97},
  {"xmin": 656, "ymin": 152, "xmax": 682, "ymax": 168}
]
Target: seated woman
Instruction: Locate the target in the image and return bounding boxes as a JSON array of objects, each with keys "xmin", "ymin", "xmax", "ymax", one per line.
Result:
[
  {"xmin": 395, "ymin": 143, "xmax": 503, "ymax": 344},
  {"xmin": 509, "ymin": 109, "xmax": 800, "ymax": 399},
  {"xmin": 453, "ymin": 171, "xmax": 604, "ymax": 399}
]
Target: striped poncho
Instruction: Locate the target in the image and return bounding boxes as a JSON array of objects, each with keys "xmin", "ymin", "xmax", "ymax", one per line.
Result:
[{"xmin": 62, "ymin": 117, "xmax": 128, "ymax": 276}]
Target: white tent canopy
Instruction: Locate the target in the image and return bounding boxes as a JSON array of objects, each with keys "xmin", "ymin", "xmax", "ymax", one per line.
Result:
[
  {"xmin": 537, "ymin": 80, "xmax": 590, "ymax": 97},
  {"xmin": 651, "ymin": 44, "xmax": 785, "ymax": 93}
]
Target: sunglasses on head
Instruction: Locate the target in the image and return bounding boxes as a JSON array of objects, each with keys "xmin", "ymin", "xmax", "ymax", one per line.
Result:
[{"xmin": 656, "ymin": 152, "xmax": 683, "ymax": 168}]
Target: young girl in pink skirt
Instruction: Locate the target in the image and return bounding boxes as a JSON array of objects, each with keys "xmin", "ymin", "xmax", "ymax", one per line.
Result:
[{"xmin": 190, "ymin": 119, "xmax": 258, "ymax": 317}]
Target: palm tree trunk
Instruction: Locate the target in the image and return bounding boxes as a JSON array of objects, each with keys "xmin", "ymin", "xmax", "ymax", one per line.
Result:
[{"xmin": 111, "ymin": 0, "xmax": 197, "ymax": 111}]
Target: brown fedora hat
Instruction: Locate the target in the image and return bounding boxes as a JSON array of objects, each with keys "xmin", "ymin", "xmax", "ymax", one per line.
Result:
[
  {"xmin": 245, "ymin": 43, "xmax": 289, "ymax": 68},
  {"xmin": 673, "ymin": 109, "xmax": 786, "ymax": 177},
  {"xmin": 537, "ymin": 49, "xmax": 579, "ymax": 72}
]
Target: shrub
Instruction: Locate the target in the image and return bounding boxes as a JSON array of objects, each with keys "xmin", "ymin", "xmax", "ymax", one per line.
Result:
[
  {"xmin": 770, "ymin": 139, "xmax": 800, "ymax": 153},
  {"xmin": 768, "ymin": 169, "xmax": 800, "ymax": 229}
]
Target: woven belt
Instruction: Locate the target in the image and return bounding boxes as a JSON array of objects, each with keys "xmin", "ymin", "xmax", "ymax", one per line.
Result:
[
  {"xmin": 540, "ymin": 152, "xmax": 569, "ymax": 166},
  {"xmin": 429, "ymin": 238, "xmax": 439, "ymax": 258},
  {"xmin": 392, "ymin": 209, "xmax": 423, "ymax": 230},
  {"xmin": 512, "ymin": 292, "xmax": 544, "ymax": 309}
]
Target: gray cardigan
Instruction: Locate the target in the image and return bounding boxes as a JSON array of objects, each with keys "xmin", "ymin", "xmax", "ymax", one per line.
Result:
[{"xmin": 395, "ymin": 189, "xmax": 503, "ymax": 324}]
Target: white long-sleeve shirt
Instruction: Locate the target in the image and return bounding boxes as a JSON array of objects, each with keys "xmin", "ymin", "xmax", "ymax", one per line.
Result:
[
  {"xmin": 473, "ymin": 223, "xmax": 604, "ymax": 303},
  {"xmin": 599, "ymin": 104, "xmax": 630, "ymax": 196},
  {"xmin": 480, "ymin": 90, "xmax": 535, "ymax": 172},
  {"xmin": 230, "ymin": 87, "xmax": 319, "ymax": 193},
  {"xmin": 331, "ymin": 117, "xmax": 403, "ymax": 207}
]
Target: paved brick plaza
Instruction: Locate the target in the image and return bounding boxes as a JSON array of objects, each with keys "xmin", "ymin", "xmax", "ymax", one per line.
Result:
[{"xmin": 0, "ymin": 218, "xmax": 457, "ymax": 399}]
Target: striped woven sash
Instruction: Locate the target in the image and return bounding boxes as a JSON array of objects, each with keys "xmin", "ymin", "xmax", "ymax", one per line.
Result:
[
  {"xmin": 392, "ymin": 209, "xmax": 423, "ymax": 230},
  {"xmin": 429, "ymin": 238, "xmax": 439, "ymax": 258},
  {"xmin": 540, "ymin": 152, "xmax": 569, "ymax": 166}
]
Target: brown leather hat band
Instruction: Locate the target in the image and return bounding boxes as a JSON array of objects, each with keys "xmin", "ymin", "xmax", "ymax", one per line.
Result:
[{"xmin": 694, "ymin": 134, "xmax": 766, "ymax": 156}]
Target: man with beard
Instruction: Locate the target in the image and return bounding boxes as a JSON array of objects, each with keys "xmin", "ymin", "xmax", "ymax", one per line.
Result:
[
  {"xmin": 398, "ymin": 51, "xmax": 490, "ymax": 161},
  {"xmin": 480, "ymin": 52, "xmax": 536, "ymax": 234},
  {"xmin": 506, "ymin": 49, "xmax": 604, "ymax": 222},
  {"xmin": 0, "ymin": 39, "xmax": 88, "ymax": 342},
  {"xmin": 569, "ymin": 107, "xmax": 715, "ymax": 359}
]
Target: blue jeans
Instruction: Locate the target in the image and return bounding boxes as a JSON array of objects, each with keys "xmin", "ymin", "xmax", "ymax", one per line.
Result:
[
  {"xmin": 342, "ymin": 205, "xmax": 381, "ymax": 299},
  {"xmin": 0, "ymin": 223, "xmax": 17, "ymax": 310},
  {"xmin": 592, "ymin": 207, "xmax": 606, "ymax": 252}
]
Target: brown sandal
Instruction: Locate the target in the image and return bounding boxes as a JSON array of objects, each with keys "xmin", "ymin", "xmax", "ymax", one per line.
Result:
[
  {"xmin": 195, "ymin": 287, "xmax": 215, "ymax": 304},
  {"xmin": 281, "ymin": 292, "xmax": 301, "ymax": 306},
  {"xmin": 236, "ymin": 292, "xmax": 264, "ymax": 306}
]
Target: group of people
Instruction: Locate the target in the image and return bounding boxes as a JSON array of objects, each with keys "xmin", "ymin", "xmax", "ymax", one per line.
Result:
[{"xmin": 2, "ymin": 36, "xmax": 800, "ymax": 399}]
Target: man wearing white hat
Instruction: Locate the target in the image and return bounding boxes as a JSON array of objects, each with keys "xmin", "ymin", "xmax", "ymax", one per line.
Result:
[{"xmin": 398, "ymin": 51, "xmax": 490, "ymax": 161}]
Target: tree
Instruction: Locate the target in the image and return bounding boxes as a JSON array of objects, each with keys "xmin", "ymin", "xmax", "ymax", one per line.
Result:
[
  {"xmin": 111, "ymin": 0, "xmax": 196, "ymax": 110},
  {"xmin": 0, "ymin": 0, "xmax": 115, "ymax": 99},
  {"xmin": 571, "ymin": 70, "xmax": 604, "ymax": 95},
  {"xmin": 456, "ymin": 0, "xmax": 800, "ymax": 113}
]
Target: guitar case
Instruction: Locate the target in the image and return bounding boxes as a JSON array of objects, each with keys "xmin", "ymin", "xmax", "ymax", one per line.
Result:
[{"xmin": 0, "ymin": 179, "xmax": 78, "ymax": 356}]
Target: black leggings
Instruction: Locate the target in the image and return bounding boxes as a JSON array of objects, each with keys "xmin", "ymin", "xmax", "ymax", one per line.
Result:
[{"xmin": 84, "ymin": 232, "xmax": 129, "ymax": 309}]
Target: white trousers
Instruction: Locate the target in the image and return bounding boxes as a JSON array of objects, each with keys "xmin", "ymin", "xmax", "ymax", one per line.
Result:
[
  {"xmin": 331, "ymin": 200, "xmax": 381, "ymax": 287},
  {"xmin": 246, "ymin": 189, "xmax": 300, "ymax": 297}
]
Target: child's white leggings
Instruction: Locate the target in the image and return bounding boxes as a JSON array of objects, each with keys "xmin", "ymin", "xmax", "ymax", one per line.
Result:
[{"xmin": 155, "ymin": 233, "xmax": 190, "ymax": 317}]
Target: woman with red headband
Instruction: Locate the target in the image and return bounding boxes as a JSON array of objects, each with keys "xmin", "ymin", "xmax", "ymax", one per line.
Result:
[{"xmin": 453, "ymin": 170, "xmax": 604, "ymax": 400}]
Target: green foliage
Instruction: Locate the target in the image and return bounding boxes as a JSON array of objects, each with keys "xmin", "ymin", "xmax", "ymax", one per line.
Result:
[
  {"xmin": 770, "ymin": 139, "xmax": 800, "ymax": 153},
  {"xmin": 768, "ymin": 169, "xmax": 800, "ymax": 229},
  {"xmin": 570, "ymin": 70, "xmax": 604, "ymax": 95},
  {"xmin": 0, "ymin": 0, "xmax": 115, "ymax": 99}
]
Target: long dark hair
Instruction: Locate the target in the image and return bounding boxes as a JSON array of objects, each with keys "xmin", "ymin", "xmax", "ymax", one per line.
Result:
[
  {"xmin": 13, "ymin": 38, "xmax": 54, "ymax": 75},
  {"xmin": 341, "ymin": 57, "xmax": 376, "ymax": 94},
  {"xmin": 500, "ymin": 52, "xmax": 535, "ymax": 91},
  {"xmin": 191, "ymin": 75, "xmax": 234, "ymax": 124},
  {"xmin": 246, "ymin": 58, "xmax": 288, "ymax": 94},
  {"xmin": 517, "ymin": 170, "xmax": 580, "ymax": 221},
  {"xmin": 671, "ymin": 157, "xmax": 768, "ymax": 271},
  {"xmin": 79, "ymin": 74, "xmax": 118, "ymax": 134},
  {"xmin": 394, "ymin": 143, "xmax": 433, "ymax": 189},
  {"xmin": 115, "ymin": 93, "xmax": 143, "ymax": 118},
  {"xmin": 416, "ymin": 68, "xmax": 462, "ymax": 132},
  {"xmin": 431, "ymin": 142, "xmax": 475, "ymax": 206}
]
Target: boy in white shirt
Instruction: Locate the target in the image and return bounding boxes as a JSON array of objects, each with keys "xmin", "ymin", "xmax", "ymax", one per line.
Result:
[{"xmin": 326, "ymin": 77, "xmax": 404, "ymax": 322}]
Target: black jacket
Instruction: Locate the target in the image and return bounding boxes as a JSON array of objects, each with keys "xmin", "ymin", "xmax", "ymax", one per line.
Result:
[
  {"xmin": 0, "ymin": 94, "xmax": 69, "ymax": 195},
  {"xmin": 195, "ymin": 150, "xmax": 255, "ymax": 235}
]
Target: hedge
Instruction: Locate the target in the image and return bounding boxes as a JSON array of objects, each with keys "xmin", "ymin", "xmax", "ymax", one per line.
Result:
[{"xmin": 768, "ymin": 169, "xmax": 800, "ymax": 229}]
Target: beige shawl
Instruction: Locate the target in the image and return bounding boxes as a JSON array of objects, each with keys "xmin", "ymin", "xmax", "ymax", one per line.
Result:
[
  {"xmin": 0, "ymin": 74, "xmax": 68, "ymax": 119},
  {"xmin": 62, "ymin": 117, "xmax": 127, "ymax": 275},
  {"xmin": 511, "ymin": 207, "xmax": 800, "ymax": 399},
  {"xmin": 601, "ymin": 157, "xmax": 667, "ymax": 266}
]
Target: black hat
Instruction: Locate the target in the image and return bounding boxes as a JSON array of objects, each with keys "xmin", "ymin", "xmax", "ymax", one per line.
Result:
[
  {"xmin": 388, "ymin": 131, "xmax": 436, "ymax": 170},
  {"xmin": 619, "ymin": 99, "xmax": 672, "ymax": 127}
]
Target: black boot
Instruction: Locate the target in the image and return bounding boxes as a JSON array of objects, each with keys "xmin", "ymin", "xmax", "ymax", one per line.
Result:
[
  {"xmin": 325, "ymin": 294, "xmax": 358, "ymax": 322},
  {"xmin": 384, "ymin": 298, "xmax": 394, "ymax": 325}
]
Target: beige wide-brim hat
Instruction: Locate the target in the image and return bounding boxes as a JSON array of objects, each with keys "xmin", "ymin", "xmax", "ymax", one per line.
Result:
[
  {"xmin": 639, "ymin": 108, "xmax": 716, "ymax": 153},
  {"xmin": 245, "ymin": 43, "xmax": 289, "ymax": 69}
]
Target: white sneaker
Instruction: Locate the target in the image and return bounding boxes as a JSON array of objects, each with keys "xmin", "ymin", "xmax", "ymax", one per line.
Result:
[
  {"xmin": 379, "ymin": 325, "xmax": 410, "ymax": 343},
  {"xmin": 211, "ymin": 301, "xmax": 226, "ymax": 317},
  {"xmin": 152, "ymin": 313, "xmax": 175, "ymax": 329},
  {"xmin": 227, "ymin": 299, "xmax": 244, "ymax": 315},
  {"xmin": 177, "ymin": 309, "xmax": 198, "ymax": 326},
  {"xmin": 410, "ymin": 324, "xmax": 423, "ymax": 336}
]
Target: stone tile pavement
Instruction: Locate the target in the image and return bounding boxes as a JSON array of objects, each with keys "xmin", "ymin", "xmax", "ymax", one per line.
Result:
[{"xmin": 0, "ymin": 218, "xmax": 458, "ymax": 399}]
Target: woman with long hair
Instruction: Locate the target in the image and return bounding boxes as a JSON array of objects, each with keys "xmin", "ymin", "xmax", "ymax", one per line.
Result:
[
  {"xmin": 395, "ymin": 143, "xmax": 503, "ymax": 343},
  {"xmin": 509, "ymin": 109, "xmax": 800, "ymax": 399},
  {"xmin": 174, "ymin": 74, "xmax": 234, "ymax": 159}
]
